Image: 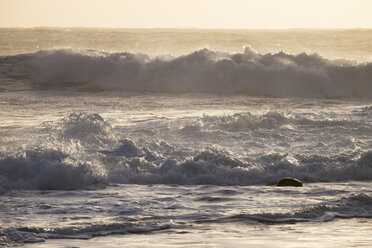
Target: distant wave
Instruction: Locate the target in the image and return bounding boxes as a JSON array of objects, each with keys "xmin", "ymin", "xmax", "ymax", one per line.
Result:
[{"xmin": 1, "ymin": 47, "xmax": 372, "ymax": 98}]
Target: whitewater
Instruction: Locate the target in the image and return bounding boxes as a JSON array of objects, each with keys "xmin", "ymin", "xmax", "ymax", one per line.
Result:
[{"xmin": 0, "ymin": 28, "xmax": 371, "ymax": 247}]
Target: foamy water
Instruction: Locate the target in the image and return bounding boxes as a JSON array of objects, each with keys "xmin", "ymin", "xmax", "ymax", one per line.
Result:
[{"xmin": 0, "ymin": 28, "xmax": 371, "ymax": 247}]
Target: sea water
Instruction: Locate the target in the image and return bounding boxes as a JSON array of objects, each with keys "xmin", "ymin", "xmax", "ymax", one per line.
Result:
[{"xmin": 0, "ymin": 28, "xmax": 371, "ymax": 247}]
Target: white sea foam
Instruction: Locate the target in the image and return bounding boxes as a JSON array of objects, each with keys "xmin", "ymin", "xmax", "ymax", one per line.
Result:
[
  {"xmin": 55, "ymin": 112, "xmax": 117, "ymax": 148},
  {"xmin": 0, "ymin": 148, "xmax": 106, "ymax": 191},
  {"xmin": 1, "ymin": 29, "xmax": 372, "ymax": 247},
  {"xmin": 1, "ymin": 134, "xmax": 371, "ymax": 191},
  {"xmin": 0, "ymin": 111, "xmax": 371, "ymax": 191},
  {"xmin": 1, "ymin": 47, "xmax": 372, "ymax": 98}
]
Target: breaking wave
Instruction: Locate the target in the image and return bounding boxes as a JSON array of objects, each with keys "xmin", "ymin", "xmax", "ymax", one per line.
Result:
[
  {"xmin": 0, "ymin": 149, "xmax": 106, "ymax": 191},
  {"xmin": 1, "ymin": 112, "xmax": 372, "ymax": 192},
  {"xmin": 3, "ymin": 147, "xmax": 371, "ymax": 191},
  {"xmin": 1, "ymin": 47, "xmax": 372, "ymax": 98},
  {"xmin": 1, "ymin": 111, "xmax": 371, "ymax": 191},
  {"xmin": 1, "ymin": 147, "xmax": 371, "ymax": 191}
]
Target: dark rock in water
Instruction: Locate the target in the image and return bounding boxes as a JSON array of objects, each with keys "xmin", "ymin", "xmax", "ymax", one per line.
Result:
[{"xmin": 276, "ymin": 177, "xmax": 302, "ymax": 187}]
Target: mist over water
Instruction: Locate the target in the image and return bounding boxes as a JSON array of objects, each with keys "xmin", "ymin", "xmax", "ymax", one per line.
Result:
[
  {"xmin": 0, "ymin": 28, "xmax": 372, "ymax": 247},
  {"xmin": 1, "ymin": 28, "xmax": 372, "ymax": 61}
]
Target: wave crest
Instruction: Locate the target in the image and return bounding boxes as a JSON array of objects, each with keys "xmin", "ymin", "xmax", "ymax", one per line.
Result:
[{"xmin": 56, "ymin": 112, "xmax": 117, "ymax": 147}]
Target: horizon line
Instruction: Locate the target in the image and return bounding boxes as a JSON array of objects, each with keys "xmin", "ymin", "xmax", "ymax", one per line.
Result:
[{"xmin": 1, "ymin": 26, "xmax": 372, "ymax": 31}]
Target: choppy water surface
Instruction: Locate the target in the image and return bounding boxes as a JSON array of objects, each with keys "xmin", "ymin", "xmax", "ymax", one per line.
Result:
[
  {"xmin": 0, "ymin": 28, "xmax": 372, "ymax": 247},
  {"xmin": 0, "ymin": 93, "xmax": 371, "ymax": 247}
]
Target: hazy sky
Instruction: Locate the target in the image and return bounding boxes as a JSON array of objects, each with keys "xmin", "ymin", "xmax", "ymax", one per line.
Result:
[{"xmin": 1, "ymin": 0, "xmax": 372, "ymax": 29}]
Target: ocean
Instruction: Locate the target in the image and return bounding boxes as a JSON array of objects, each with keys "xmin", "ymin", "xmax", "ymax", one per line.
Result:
[{"xmin": 0, "ymin": 28, "xmax": 371, "ymax": 247}]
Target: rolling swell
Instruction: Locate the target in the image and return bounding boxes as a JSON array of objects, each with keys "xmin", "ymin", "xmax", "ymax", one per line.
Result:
[
  {"xmin": 1, "ymin": 47, "xmax": 372, "ymax": 98},
  {"xmin": 208, "ymin": 193, "xmax": 372, "ymax": 224}
]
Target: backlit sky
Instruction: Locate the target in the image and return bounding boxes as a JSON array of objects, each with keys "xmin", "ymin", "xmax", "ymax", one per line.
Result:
[{"xmin": 1, "ymin": 0, "xmax": 372, "ymax": 29}]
